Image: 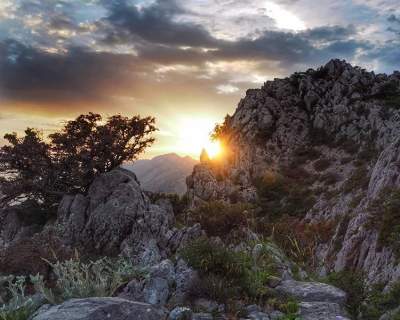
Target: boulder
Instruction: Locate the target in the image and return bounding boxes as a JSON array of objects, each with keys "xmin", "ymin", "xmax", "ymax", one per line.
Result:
[
  {"xmin": 275, "ymin": 280, "xmax": 347, "ymax": 305},
  {"xmin": 30, "ymin": 297, "xmax": 166, "ymax": 320},
  {"xmin": 57, "ymin": 168, "xmax": 202, "ymax": 260},
  {"xmin": 298, "ymin": 301, "xmax": 350, "ymax": 320}
]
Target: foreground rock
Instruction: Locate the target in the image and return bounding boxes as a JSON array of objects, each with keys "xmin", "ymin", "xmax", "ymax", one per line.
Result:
[
  {"xmin": 299, "ymin": 301, "xmax": 350, "ymax": 320},
  {"xmin": 57, "ymin": 168, "xmax": 202, "ymax": 262},
  {"xmin": 276, "ymin": 280, "xmax": 347, "ymax": 305},
  {"xmin": 30, "ymin": 297, "xmax": 166, "ymax": 320},
  {"xmin": 276, "ymin": 280, "xmax": 348, "ymax": 320}
]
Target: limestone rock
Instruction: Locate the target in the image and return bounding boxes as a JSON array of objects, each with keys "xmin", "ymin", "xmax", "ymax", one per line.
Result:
[
  {"xmin": 186, "ymin": 59, "xmax": 400, "ymax": 285},
  {"xmin": 298, "ymin": 301, "xmax": 350, "ymax": 320},
  {"xmin": 275, "ymin": 280, "xmax": 347, "ymax": 305},
  {"xmin": 57, "ymin": 168, "xmax": 202, "ymax": 261},
  {"xmin": 30, "ymin": 297, "xmax": 166, "ymax": 320}
]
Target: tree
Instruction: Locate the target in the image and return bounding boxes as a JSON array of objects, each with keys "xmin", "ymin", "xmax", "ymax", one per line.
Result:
[{"xmin": 0, "ymin": 113, "xmax": 157, "ymax": 211}]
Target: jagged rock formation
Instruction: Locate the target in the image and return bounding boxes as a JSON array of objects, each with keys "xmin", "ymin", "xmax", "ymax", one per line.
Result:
[
  {"xmin": 0, "ymin": 162, "xmax": 357, "ymax": 319},
  {"xmin": 187, "ymin": 59, "xmax": 400, "ymax": 285},
  {"xmin": 57, "ymin": 168, "xmax": 202, "ymax": 262},
  {"xmin": 123, "ymin": 153, "xmax": 198, "ymax": 195}
]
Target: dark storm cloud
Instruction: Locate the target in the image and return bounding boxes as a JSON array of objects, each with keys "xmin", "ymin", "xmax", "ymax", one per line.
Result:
[
  {"xmin": 0, "ymin": 0, "xmax": 392, "ymax": 110},
  {"xmin": 103, "ymin": 0, "xmax": 218, "ymax": 47},
  {"xmin": 103, "ymin": 0, "xmax": 360, "ymax": 65},
  {"xmin": 0, "ymin": 39, "xmax": 143, "ymax": 105},
  {"xmin": 302, "ymin": 25, "xmax": 356, "ymax": 41},
  {"xmin": 388, "ymin": 14, "xmax": 400, "ymax": 24}
]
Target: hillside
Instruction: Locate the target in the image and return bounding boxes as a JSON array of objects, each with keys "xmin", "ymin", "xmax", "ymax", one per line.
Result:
[
  {"xmin": 1, "ymin": 59, "xmax": 400, "ymax": 320},
  {"xmin": 123, "ymin": 153, "xmax": 198, "ymax": 195},
  {"xmin": 187, "ymin": 59, "xmax": 400, "ymax": 286}
]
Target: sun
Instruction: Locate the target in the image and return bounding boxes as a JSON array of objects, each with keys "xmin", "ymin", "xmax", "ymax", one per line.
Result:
[{"xmin": 176, "ymin": 117, "xmax": 223, "ymax": 159}]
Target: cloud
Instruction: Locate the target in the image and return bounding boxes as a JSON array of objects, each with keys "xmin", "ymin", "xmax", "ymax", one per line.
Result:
[
  {"xmin": 102, "ymin": 0, "xmax": 219, "ymax": 47},
  {"xmin": 388, "ymin": 14, "xmax": 400, "ymax": 24},
  {"xmin": 216, "ymin": 84, "xmax": 240, "ymax": 94},
  {"xmin": 0, "ymin": 0, "xmax": 399, "ymax": 121}
]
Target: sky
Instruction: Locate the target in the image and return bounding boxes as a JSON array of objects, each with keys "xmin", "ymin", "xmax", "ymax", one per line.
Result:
[{"xmin": 0, "ymin": 0, "xmax": 400, "ymax": 158}]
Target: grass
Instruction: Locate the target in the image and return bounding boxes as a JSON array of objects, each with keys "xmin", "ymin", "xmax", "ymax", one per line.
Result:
[
  {"xmin": 324, "ymin": 270, "xmax": 400, "ymax": 320},
  {"xmin": 254, "ymin": 170, "xmax": 315, "ymax": 221},
  {"xmin": 189, "ymin": 201, "xmax": 251, "ymax": 238},
  {"xmin": 362, "ymin": 282, "xmax": 400, "ymax": 319},
  {"xmin": 180, "ymin": 238, "xmax": 277, "ymax": 304},
  {"xmin": 269, "ymin": 217, "xmax": 337, "ymax": 269},
  {"xmin": 342, "ymin": 165, "xmax": 369, "ymax": 194},
  {"xmin": 324, "ymin": 271, "xmax": 365, "ymax": 319},
  {"xmin": 32, "ymin": 254, "xmax": 147, "ymax": 304},
  {"xmin": 368, "ymin": 188, "xmax": 400, "ymax": 259},
  {"xmin": 0, "ymin": 276, "xmax": 38, "ymax": 320}
]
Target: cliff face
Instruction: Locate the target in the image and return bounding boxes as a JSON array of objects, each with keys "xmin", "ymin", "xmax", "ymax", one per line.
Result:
[{"xmin": 187, "ymin": 59, "xmax": 400, "ymax": 285}]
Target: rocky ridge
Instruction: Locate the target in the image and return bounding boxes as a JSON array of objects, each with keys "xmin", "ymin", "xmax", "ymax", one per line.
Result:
[
  {"xmin": 0, "ymin": 167, "xmax": 353, "ymax": 320},
  {"xmin": 187, "ymin": 59, "xmax": 400, "ymax": 285}
]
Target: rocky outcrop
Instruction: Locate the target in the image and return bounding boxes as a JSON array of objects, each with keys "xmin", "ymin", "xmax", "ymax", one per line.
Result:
[
  {"xmin": 186, "ymin": 59, "xmax": 400, "ymax": 285},
  {"xmin": 57, "ymin": 168, "xmax": 202, "ymax": 262},
  {"xmin": 276, "ymin": 280, "xmax": 349, "ymax": 320},
  {"xmin": 30, "ymin": 297, "xmax": 167, "ymax": 320},
  {"xmin": 276, "ymin": 280, "xmax": 347, "ymax": 305}
]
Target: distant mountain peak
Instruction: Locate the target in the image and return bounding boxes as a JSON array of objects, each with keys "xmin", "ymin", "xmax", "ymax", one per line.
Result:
[{"xmin": 123, "ymin": 153, "xmax": 198, "ymax": 195}]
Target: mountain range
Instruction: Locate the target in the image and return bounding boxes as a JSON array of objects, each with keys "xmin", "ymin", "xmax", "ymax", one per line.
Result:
[{"xmin": 123, "ymin": 153, "xmax": 198, "ymax": 195}]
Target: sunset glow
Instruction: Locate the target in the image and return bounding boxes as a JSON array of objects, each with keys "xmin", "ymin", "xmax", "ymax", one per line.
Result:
[{"xmin": 176, "ymin": 117, "xmax": 222, "ymax": 159}]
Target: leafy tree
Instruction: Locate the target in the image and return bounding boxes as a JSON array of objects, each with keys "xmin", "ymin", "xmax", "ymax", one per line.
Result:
[{"xmin": 0, "ymin": 113, "xmax": 156, "ymax": 211}]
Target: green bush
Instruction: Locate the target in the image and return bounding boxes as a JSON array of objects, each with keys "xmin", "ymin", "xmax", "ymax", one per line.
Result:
[
  {"xmin": 254, "ymin": 171, "xmax": 315, "ymax": 220},
  {"xmin": 368, "ymin": 188, "xmax": 400, "ymax": 259},
  {"xmin": 377, "ymin": 190, "xmax": 400, "ymax": 258},
  {"xmin": 180, "ymin": 239, "xmax": 277, "ymax": 303},
  {"xmin": 32, "ymin": 255, "xmax": 146, "ymax": 304},
  {"xmin": 342, "ymin": 165, "xmax": 369, "ymax": 194},
  {"xmin": 189, "ymin": 201, "xmax": 251, "ymax": 238},
  {"xmin": 324, "ymin": 270, "xmax": 400, "ymax": 320},
  {"xmin": 325, "ymin": 271, "xmax": 366, "ymax": 319},
  {"xmin": 0, "ymin": 276, "xmax": 38, "ymax": 320},
  {"xmin": 279, "ymin": 301, "xmax": 300, "ymax": 320},
  {"xmin": 362, "ymin": 282, "xmax": 400, "ymax": 319}
]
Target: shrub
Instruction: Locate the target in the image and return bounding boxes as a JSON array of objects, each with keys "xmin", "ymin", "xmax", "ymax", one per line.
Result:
[
  {"xmin": 32, "ymin": 255, "xmax": 146, "ymax": 304},
  {"xmin": 189, "ymin": 201, "xmax": 250, "ymax": 238},
  {"xmin": 310, "ymin": 128, "xmax": 331, "ymax": 146},
  {"xmin": 362, "ymin": 282, "xmax": 400, "ymax": 319},
  {"xmin": 0, "ymin": 276, "xmax": 38, "ymax": 320},
  {"xmin": 269, "ymin": 217, "xmax": 337, "ymax": 269},
  {"xmin": 254, "ymin": 170, "xmax": 315, "ymax": 220},
  {"xmin": 279, "ymin": 301, "xmax": 300, "ymax": 320},
  {"xmin": 357, "ymin": 143, "xmax": 378, "ymax": 163},
  {"xmin": 292, "ymin": 146, "xmax": 321, "ymax": 164},
  {"xmin": 148, "ymin": 193, "xmax": 189, "ymax": 220},
  {"xmin": 324, "ymin": 270, "xmax": 400, "ymax": 320},
  {"xmin": 325, "ymin": 271, "xmax": 366, "ymax": 319},
  {"xmin": 342, "ymin": 165, "xmax": 369, "ymax": 194},
  {"xmin": 180, "ymin": 239, "xmax": 277, "ymax": 303},
  {"xmin": 337, "ymin": 138, "xmax": 359, "ymax": 154},
  {"xmin": 368, "ymin": 188, "xmax": 400, "ymax": 259},
  {"xmin": 313, "ymin": 158, "xmax": 331, "ymax": 172},
  {"xmin": 374, "ymin": 80, "xmax": 400, "ymax": 108}
]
